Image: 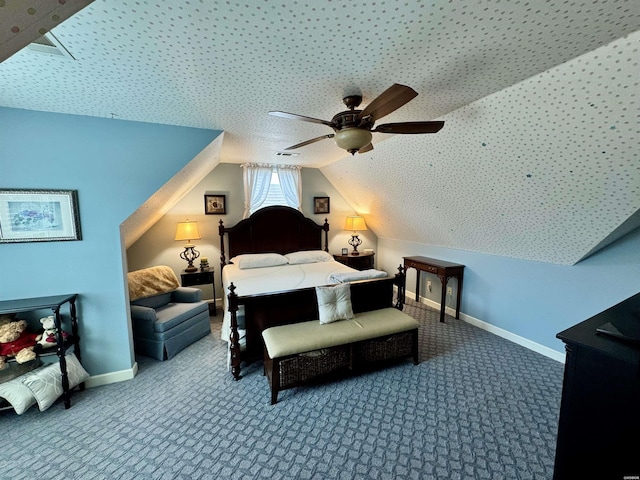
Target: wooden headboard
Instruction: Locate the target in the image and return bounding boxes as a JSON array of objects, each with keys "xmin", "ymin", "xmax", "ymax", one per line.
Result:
[{"xmin": 218, "ymin": 206, "xmax": 330, "ymax": 265}]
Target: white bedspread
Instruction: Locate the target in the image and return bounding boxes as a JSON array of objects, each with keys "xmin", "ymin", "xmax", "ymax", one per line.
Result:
[{"xmin": 220, "ymin": 260, "xmax": 387, "ymax": 342}]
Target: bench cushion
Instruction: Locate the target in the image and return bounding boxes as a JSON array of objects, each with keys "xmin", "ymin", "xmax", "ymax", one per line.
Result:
[{"xmin": 262, "ymin": 308, "xmax": 419, "ymax": 358}]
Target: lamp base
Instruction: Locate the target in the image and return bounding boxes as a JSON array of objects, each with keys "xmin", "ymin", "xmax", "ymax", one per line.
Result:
[
  {"xmin": 348, "ymin": 234, "xmax": 362, "ymax": 256},
  {"xmin": 180, "ymin": 245, "xmax": 200, "ymax": 273}
]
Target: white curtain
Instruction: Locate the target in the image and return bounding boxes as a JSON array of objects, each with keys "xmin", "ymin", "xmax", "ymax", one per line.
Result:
[
  {"xmin": 277, "ymin": 165, "xmax": 302, "ymax": 212},
  {"xmin": 241, "ymin": 163, "xmax": 272, "ymax": 219}
]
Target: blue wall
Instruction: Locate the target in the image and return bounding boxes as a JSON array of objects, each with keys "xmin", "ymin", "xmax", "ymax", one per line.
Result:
[
  {"xmin": 379, "ymin": 228, "xmax": 640, "ymax": 356},
  {"xmin": 0, "ymin": 107, "xmax": 221, "ymax": 376}
]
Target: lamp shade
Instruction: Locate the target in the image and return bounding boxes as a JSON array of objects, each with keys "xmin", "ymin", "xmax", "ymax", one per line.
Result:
[
  {"xmin": 334, "ymin": 128, "xmax": 373, "ymax": 154},
  {"xmin": 175, "ymin": 221, "xmax": 201, "ymax": 242},
  {"xmin": 344, "ymin": 216, "xmax": 367, "ymax": 232}
]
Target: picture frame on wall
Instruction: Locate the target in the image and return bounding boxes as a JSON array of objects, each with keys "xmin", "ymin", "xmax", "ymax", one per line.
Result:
[
  {"xmin": 314, "ymin": 196, "xmax": 330, "ymax": 214},
  {"xmin": 204, "ymin": 194, "xmax": 226, "ymax": 215},
  {"xmin": 0, "ymin": 189, "xmax": 82, "ymax": 243}
]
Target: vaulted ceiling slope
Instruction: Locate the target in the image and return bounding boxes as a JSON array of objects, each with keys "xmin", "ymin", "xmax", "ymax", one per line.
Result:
[
  {"xmin": 322, "ymin": 30, "xmax": 640, "ymax": 265},
  {"xmin": 1, "ymin": 1, "xmax": 639, "ymax": 265},
  {"xmin": 1, "ymin": 1, "xmax": 639, "ymax": 167}
]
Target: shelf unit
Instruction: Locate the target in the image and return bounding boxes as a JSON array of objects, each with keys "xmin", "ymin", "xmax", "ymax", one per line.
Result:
[{"xmin": 0, "ymin": 294, "xmax": 81, "ymax": 409}]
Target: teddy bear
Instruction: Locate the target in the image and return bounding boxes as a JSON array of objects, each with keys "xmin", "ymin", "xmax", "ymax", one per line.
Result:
[
  {"xmin": 0, "ymin": 317, "xmax": 38, "ymax": 365},
  {"xmin": 37, "ymin": 315, "xmax": 69, "ymax": 349}
]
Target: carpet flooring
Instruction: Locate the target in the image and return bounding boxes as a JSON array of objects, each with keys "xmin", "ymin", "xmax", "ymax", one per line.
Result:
[{"xmin": 0, "ymin": 300, "xmax": 564, "ymax": 479}]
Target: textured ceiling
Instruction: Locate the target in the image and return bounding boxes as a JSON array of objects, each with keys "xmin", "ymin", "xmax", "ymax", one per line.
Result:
[
  {"xmin": 322, "ymin": 30, "xmax": 640, "ymax": 264},
  {"xmin": 1, "ymin": 0, "xmax": 639, "ymax": 168},
  {"xmin": 1, "ymin": 0, "xmax": 639, "ymax": 265},
  {"xmin": 0, "ymin": 0, "xmax": 92, "ymax": 63}
]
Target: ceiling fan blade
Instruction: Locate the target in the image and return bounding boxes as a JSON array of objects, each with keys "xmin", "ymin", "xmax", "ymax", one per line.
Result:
[
  {"xmin": 358, "ymin": 143, "xmax": 374, "ymax": 154},
  {"xmin": 358, "ymin": 84, "xmax": 418, "ymax": 122},
  {"xmin": 373, "ymin": 121, "xmax": 445, "ymax": 134},
  {"xmin": 268, "ymin": 111, "xmax": 334, "ymax": 127},
  {"xmin": 285, "ymin": 134, "xmax": 335, "ymax": 150}
]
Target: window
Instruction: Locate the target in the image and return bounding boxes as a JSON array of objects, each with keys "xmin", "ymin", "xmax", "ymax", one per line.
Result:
[
  {"xmin": 251, "ymin": 171, "xmax": 287, "ymax": 215},
  {"xmin": 242, "ymin": 164, "xmax": 302, "ymax": 218}
]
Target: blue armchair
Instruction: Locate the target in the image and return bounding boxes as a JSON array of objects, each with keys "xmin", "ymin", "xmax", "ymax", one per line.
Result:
[{"xmin": 128, "ymin": 266, "xmax": 211, "ymax": 360}]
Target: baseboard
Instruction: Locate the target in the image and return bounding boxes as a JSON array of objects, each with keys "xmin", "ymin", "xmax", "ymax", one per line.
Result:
[
  {"xmin": 405, "ymin": 293, "xmax": 566, "ymax": 364},
  {"xmin": 84, "ymin": 361, "xmax": 138, "ymax": 388}
]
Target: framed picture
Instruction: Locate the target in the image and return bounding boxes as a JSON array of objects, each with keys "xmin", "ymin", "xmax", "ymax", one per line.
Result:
[
  {"xmin": 314, "ymin": 196, "xmax": 330, "ymax": 214},
  {"xmin": 341, "ymin": 248, "xmax": 348, "ymax": 255},
  {"xmin": 204, "ymin": 194, "xmax": 226, "ymax": 215},
  {"xmin": 0, "ymin": 189, "xmax": 81, "ymax": 243}
]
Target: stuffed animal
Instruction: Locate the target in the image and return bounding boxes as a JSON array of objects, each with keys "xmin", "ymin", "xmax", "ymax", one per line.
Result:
[
  {"xmin": 37, "ymin": 315, "xmax": 69, "ymax": 349},
  {"xmin": 14, "ymin": 348, "xmax": 36, "ymax": 363},
  {"xmin": 0, "ymin": 318, "xmax": 38, "ymax": 364},
  {"xmin": 0, "ymin": 318, "xmax": 26, "ymax": 344}
]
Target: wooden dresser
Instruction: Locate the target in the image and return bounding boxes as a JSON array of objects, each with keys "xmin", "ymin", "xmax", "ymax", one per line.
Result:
[{"xmin": 554, "ymin": 292, "xmax": 640, "ymax": 479}]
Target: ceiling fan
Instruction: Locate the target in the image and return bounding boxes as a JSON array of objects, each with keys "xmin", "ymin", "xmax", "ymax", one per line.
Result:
[{"xmin": 269, "ymin": 83, "xmax": 444, "ymax": 155}]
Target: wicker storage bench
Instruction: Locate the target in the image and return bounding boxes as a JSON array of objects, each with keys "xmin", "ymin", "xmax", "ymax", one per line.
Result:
[{"xmin": 262, "ymin": 308, "xmax": 419, "ymax": 404}]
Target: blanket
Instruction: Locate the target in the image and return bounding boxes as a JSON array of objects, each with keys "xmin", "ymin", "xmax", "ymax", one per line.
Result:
[
  {"xmin": 328, "ymin": 269, "xmax": 388, "ymax": 283},
  {"xmin": 127, "ymin": 265, "xmax": 180, "ymax": 301}
]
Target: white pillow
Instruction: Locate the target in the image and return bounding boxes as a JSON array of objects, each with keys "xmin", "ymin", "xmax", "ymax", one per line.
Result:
[
  {"xmin": 21, "ymin": 353, "xmax": 89, "ymax": 411},
  {"xmin": 0, "ymin": 377, "xmax": 37, "ymax": 414},
  {"xmin": 315, "ymin": 283, "xmax": 355, "ymax": 325},
  {"xmin": 230, "ymin": 253, "xmax": 288, "ymax": 270},
  {"xmin": 285, "ymin": 250, "xmax": 333, "ymax": 265}
]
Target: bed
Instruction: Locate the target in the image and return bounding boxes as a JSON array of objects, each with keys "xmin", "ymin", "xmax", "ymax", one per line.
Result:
[{"xmin": 218, "ymin": 206, "xmax": 405, "ymax": 380}]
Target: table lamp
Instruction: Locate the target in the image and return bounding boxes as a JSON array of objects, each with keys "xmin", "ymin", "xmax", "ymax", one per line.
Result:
[
  {"xmin": 175, "ymin": 220, "xmax": 202, "ymax": 272},
  {"xmin": 344, "ymin": 215, "xmax": 367, "ymax": 255}
]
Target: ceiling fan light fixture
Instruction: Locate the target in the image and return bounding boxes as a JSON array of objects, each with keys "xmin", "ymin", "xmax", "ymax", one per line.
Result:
[
  {"xmin": 334, "ymin": 128, "xmax": 372, "ymax": 155},
  {"xmin": 272, "ymin": 84, "xmax": 443, "ymax": 154}
]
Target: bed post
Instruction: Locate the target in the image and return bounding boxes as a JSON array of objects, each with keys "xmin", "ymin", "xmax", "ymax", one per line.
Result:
[
  {"xmin": 322, "ymin": 218, "xmax": 329, "ymax": 252},
  {"xmin": 219, "ymin": 219, "xmax": 227, "ymax": 272},
  {"xmin": 394, "ymin": 265, "xmax": 406, "ymax": 310},
  {"xmin": 227, "ymin": 282, "xmax": 242, "ymax": 380}
]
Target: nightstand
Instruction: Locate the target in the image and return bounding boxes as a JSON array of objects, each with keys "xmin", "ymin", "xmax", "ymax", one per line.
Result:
[
  {"xmin": 180, "ymin": 269, "xmax": 216, "ymax": 315},
  {"xmin": 333, "ymin": 252, "xmax": 375, "ymax": 271}
]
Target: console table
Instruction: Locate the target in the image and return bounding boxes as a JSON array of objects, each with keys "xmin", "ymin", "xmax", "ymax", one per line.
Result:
[{"xmin": 403, "ymin": 256, "xmax": 465, "ymax": 323}]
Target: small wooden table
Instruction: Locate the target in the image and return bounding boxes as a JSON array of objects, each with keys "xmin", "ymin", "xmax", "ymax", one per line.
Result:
[
  {"xmin": 403, "ymin": 256, "xmax": 465, "ymax": 323},
  {"xmin": 333, "ymin": 251, "xmax": 375, "ymax": 271},
  {"xmin": 181, "ymin": 269, "xmax": 216, "ymax": 315}
]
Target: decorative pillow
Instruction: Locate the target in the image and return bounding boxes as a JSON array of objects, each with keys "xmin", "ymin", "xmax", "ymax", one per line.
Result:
[
  {"xmin": 0, "ymin": 377, "xmax": 37, "ymax": 414},
  {"xmin": 315, "ymin": 283, "xmax": 354, "ymax": 325},
  {"xmin": 285, "ymin": 250, "xmax": 333, "ymax": 265},
  {"xmin": 230, "ymin": 253, "xmax": 288, "ymax": 270},
  {"xmin": 21, "ymin": 353, "xmax": 89, "ymax": 411}
]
